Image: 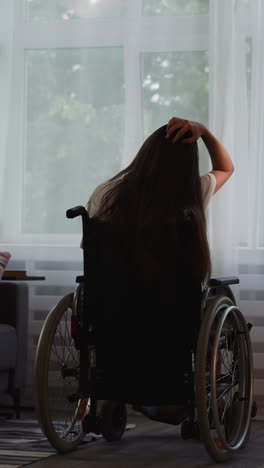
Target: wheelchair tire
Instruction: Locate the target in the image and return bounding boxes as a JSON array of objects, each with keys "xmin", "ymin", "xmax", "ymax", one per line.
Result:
[
  {"xmin": 100, "ymin": 401, "xmax": 127, "ymax": 442},
  {"xmin": 195, "ymin": 296, "xmax": 253, "ymax": 462},
  {"xmin": 35, "ymin": 293, "xmax": 87, "ymax": 453},
  {"xmin": 240, "ymin": 399, "xmax": 257, "ymax": 449}
]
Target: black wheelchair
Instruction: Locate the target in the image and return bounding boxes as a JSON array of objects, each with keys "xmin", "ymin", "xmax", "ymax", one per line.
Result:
[{"xmin": 34, "ymin": 206, "xmax": 255, "ymax": 463}]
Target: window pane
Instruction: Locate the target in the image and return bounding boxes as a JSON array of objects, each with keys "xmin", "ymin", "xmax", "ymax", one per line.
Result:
[
  {"xmin": 25, "ymin": 0, "xmax": 126, "ymax": 20},
  {"xmin": 143, "ymin": 0, "xmax": 209, "ymax": 16},
  {"xmin": 24, "ymin": 48, "xmax": 124, "ymax": 234},
  {"xmin": 142, "ymin": 51, "xmax": 209, "ymax": 173}
]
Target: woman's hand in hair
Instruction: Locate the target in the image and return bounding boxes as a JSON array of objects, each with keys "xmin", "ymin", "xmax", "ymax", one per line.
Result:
[{"xmin": 166, "ymin": 117, "xmax": 205, "ymax": 144}]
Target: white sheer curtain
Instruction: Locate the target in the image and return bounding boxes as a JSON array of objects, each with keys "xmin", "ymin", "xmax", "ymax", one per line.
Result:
[
  {"xmin": 209, "ymin": 0, "xmax": 264, "ymax": 404},
  {"xmin": 208, "ymin": 0, "xmax": 249, "ymax": 277},
  {"xmin": 0, "ymin": 1, "xmax": 15, "ymax": 227}
]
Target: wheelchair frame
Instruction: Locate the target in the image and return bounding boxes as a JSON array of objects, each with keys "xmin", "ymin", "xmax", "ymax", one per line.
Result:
[{"xmin": 34, "ymin": 206, "xmax": 255, "ymax": 463}]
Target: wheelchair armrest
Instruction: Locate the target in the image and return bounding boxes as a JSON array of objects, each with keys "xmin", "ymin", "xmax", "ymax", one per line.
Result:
[{"xmin": 208, "ymin": 277, "xmax": 239, "ymax": 287}]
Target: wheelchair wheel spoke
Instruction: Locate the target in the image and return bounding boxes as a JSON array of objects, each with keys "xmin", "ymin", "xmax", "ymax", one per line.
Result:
[
  {"xmin": 51, "ymin": 341, "xmax": 63, "ymax": 365},
  {"xmin": 231, "ymin": 356, "xmax": 240, "ymax": 385},
  {"xmin": 215, "ymin": 373, "xmax": 231, "ymax": 384},
  {"xmin": 55, "ymin": 319, "xmax": 69, "ymax": 363},
  {"xmin": 221, "ymin": 348, "xmax": 232, "ymax": 374},
  {"xmin": 56, "ymin": 310, "xmax": 77, "ymax": 364},
  {"xmin": 223, "ymin": 338, "xmax": 232, "ymax": 370},
  {"xmin": 219, "ymin": 397, "xmax": 229, "ymax": 425},
  {"xmin": 216, "ymin": 384, "xmax": 232, "ymax": 402}
]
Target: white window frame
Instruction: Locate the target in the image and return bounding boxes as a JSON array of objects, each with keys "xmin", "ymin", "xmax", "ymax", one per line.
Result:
[{"xmin": 2, "ymin": 0, "xmax": 209, "ymax": 246}]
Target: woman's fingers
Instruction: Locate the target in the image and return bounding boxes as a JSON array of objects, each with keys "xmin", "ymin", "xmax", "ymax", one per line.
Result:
[
  {"xmin": 166, "ymin": 116, "xmax": 181, "ymax": 129},
  {"xmin": 171, "ymin": 123, "xmax": 190, "ymax": 143},
  {"xmin": 166, "ymin": 117, "xmax": 185, "ymax": 132},
  {"xmin": 166, "ymin": 122, "xmax": 188, "ymax": 138},
  {"xmin": 166, "ymin": 124, "xmax": 184, "ymax": 139},
  {"xmin": 166, "ymin": 118, "xmax": 189, "ymax": 139},
  {"xmin": 166, "ymin": 117, "xmax": 203, "ymax": 144},
  {"xmin": 181, "ymin": 135, "xmax": 197, "ymax": 144}
]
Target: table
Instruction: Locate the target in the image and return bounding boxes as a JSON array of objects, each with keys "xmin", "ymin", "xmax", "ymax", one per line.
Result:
[{"xmin": 2, "ymin": 276, "xmax": 46, "ymax": 281}]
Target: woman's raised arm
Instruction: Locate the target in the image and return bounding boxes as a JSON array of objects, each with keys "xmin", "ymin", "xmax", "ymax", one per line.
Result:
[{"xmin": 166, "ymin": 117, "xmax": 234, "ymax": 194}]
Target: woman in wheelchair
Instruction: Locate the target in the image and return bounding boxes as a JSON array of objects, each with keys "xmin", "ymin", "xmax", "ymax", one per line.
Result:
[
  {"xmin": 84, "ymin": 118, "xmax": 232, "ymax": 417},
  {"xmin": 35, "ymin": 117, "xmax": 255, "ymax": 462}
]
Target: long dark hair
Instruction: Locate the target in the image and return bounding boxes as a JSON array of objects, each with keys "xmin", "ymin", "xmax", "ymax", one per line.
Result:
[{"xmin": 95, "ymin": 125, "xmax": 211, "ymax": 283}]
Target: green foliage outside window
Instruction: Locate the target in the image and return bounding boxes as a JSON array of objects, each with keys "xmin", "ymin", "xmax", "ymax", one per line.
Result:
[
  {"xmin": 142, "ymin": 51, "xmax": 209, "ymax": 174},
  {"xmin": 25, "ymin": 0, "xmax": 126, "ymax": 19},
  {"xmin": 143, "ymin": 0, "xmax": 209, "ymax": 15},
  {"xmin": 25, "ymin": 0, "xmax": 208, "ymax": 19}
]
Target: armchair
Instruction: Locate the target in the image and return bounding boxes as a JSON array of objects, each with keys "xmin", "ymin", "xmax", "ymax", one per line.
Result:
[{"xmin": 0, "ymin": 281, "xmax": 29, "ymax": 418}]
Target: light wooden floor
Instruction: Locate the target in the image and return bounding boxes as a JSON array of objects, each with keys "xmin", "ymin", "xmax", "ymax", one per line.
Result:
[{"xmin": 29, "ymin": 413, "xmax": 264, "ymax": 468}]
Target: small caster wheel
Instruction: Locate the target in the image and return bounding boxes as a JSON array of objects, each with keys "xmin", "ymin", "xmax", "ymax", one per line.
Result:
[
  {"xmin": 101, "ymin": 400, "xmax": 127, "ymax": 442},
  {"xmin": 193, "ymin": 421, "xmax": 200, "ymax": 440},
  {"xmin": 181, "ymin": 420, "xmax": 194, "ymax": 440}
]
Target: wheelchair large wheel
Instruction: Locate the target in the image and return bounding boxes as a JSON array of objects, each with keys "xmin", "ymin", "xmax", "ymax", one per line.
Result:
[
  {"xmin": 195, "ymin": 296, "xmax": 253, "ymax": 462},
  {"xmin": 35, "ymin": 292, "xmax": 88, "ymax": 453}
]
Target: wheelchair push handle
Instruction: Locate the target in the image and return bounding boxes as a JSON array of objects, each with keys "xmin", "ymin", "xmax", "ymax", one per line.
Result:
[{"xmin": 66, "ymin": 205, "xmax": 87, "ymax": 219}]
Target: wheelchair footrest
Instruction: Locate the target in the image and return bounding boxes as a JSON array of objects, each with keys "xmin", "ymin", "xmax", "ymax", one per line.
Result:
[
  {"xmin": 82, "ymin": 413, "xmax": 102, "ymax": 435},
  {"xmin": 134, "ymin": 405, "xmax": 190, "ymax": 426}
]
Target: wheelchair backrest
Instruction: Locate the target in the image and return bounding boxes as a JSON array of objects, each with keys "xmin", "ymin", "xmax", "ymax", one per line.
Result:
[
  {"xmin": 81, "ymin": 215, "xmax": 202, "ymax": 403},
  {"xmin": 82, "ymin": 215, "xmax": 201, "ymax": 336}
]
